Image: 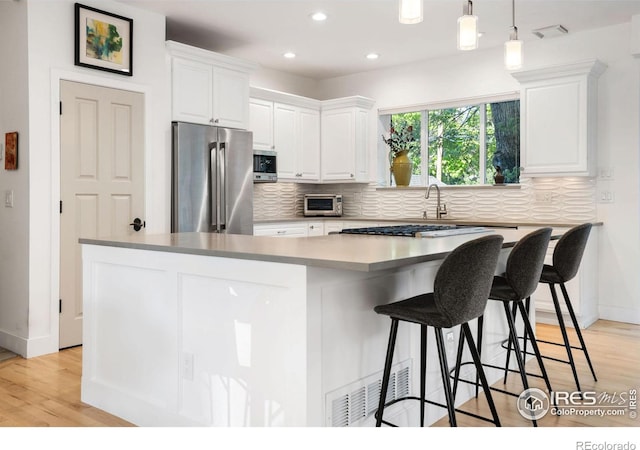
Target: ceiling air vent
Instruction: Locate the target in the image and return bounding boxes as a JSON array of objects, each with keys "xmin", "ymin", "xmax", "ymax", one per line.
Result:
[{"xmin": 532, "ymin": 24, "xmax": 568, "ymax": 39}]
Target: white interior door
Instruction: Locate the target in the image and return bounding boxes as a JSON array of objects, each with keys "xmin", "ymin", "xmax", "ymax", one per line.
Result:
[{"xmin": 59, "ymin": 80, "xmax": 145, "ymax": 349}]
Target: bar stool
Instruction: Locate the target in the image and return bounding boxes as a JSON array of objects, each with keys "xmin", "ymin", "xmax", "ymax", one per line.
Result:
[
  {"xmin": 536, "ymin": 223, "xmax": 596, "ymax": 391},
  {"xmin": 374, "ymin": 234, "xmax": 504, "ymax": 427},
  {"xmin": 452, "ymin": 227, "xmax": 553, "ymax": 427}
]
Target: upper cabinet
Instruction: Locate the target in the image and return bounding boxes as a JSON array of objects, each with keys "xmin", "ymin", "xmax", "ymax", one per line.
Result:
[
  {"xmin": 250, "ymin": 88, "xmax": 374, "ymax": 183},
  {"xmin": 167, "ymin": 41, "xmax": 258, "ymax": 130},
  {"xmin": 512, "ymin": 59, "xmax": 606, "ymax": 177},
  {"xmin": 250, "ymin": 88, "xmax": 322, "ymax": 182},
  {"xmin": 321, "ymin": 97, "xmax": 375, "ymax": 182}
]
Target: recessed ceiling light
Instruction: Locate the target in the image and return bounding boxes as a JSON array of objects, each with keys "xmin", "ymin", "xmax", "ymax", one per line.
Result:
[
  {"xmin": 284, "ymin": 52, "xmax": 296, "ymax": 59},
  {"xmin": 366, "ymin": 53, "xmax": 379, "ymax": 60},
  {"xmin": 311, "ymin": 11, "xmax": 327, "ymax": 21}
]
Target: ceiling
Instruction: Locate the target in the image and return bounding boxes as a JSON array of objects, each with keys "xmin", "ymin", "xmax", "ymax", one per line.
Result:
[{"xmin": 117, "ymin": 0, "xmax": 640, "ymax": 79}]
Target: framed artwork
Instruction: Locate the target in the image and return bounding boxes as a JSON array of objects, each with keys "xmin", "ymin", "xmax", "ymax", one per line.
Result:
[
  {"xmin": 5, "ymin": 132, "xmax": 18, "ymax": 170},
  {"xmin": 74, "ymin": 3, "xmax": 133, "ymax": 76}
]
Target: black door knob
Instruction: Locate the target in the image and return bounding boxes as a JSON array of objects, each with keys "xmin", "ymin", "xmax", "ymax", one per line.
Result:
[{"xmin": 129, "ymin": 218, "xmax": 145, "ymax": 232}]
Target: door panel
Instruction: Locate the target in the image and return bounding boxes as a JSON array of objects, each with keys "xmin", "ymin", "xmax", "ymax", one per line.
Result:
[{"xmin": 60, "ymin": 81, "xmax": 145, "ymax": 349}]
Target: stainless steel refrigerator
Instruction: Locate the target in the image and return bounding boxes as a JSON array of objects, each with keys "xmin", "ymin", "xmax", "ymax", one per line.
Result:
[{"xmin": 171, "ymin": 122, "xmax": 253, "ymax": 235}]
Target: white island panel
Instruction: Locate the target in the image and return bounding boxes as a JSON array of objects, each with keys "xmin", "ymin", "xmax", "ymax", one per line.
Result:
[{"xmin": 80, "ymin": 231, "xmax": 537, "ymax": 427}]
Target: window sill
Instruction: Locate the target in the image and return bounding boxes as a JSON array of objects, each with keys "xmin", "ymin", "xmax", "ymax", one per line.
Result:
[{"xmin": 376, "ymin": 184, "xmax": 521, "ymax": 191}]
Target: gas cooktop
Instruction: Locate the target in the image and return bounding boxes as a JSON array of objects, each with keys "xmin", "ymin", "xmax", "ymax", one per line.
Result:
[{"xmin": 339, "ymin": 224, "xmax": 490, "ymax": 238}]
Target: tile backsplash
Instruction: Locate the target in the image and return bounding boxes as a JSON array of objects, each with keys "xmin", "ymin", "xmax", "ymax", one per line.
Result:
[{"xmin": 253, "ymin": 177, "xmax": 597, "ymax": 223}]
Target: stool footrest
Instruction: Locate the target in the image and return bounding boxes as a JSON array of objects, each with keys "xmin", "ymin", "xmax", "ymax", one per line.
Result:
[
  {"xmin": 375, "ymin": 395, "xmax": 500, "ymax": 427},
  {"xmin": 451, "ymin": 361, "xmax": 547, "ymax": 398},
  {"xmin": 500, "ymin": 336, "xmax": 588, "ymax": 366}
]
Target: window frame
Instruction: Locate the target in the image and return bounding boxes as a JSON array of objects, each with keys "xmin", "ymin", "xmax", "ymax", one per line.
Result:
[{"xmin": 379, "ymin": 92, "xmax": 520, "ymax": 187}]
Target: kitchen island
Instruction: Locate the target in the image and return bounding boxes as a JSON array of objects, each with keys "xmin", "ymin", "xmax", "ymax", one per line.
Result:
[{"xmin": 80, "ymin": 229, "xmax": 558, "ymax": 427}]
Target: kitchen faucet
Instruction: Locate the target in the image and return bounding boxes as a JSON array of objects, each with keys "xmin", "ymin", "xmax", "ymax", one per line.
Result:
[{"xmin": 424, "ymin": 184, "xmax": 447, "ymax": 220}]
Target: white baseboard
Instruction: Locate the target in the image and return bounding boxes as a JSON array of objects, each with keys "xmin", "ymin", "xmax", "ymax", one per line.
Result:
[
  {"xmin": 0, "ymin": 329, "xmax": 28, "ymax": 357},
  {"xmin": 598, "ymin": 305, "xmax": 640, "ymax": 325},
  {"xmin": 0, "ymin": 330, "xmax": 58, "ymax": 358}
]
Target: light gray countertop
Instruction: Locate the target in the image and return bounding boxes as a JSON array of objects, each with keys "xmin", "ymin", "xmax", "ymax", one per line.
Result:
[
  {"xmin": 255, "ymin": 216, "xmax": 603, "ymax": 229},
  {"xmin": 80, "ymin": 228, "xmax": 564, "ymax": 272}
]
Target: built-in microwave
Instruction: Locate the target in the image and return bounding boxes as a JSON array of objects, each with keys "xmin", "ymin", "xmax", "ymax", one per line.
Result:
[
  {"xmin": 253, "ymin": 150, "xmax": 277, "ymax": 182},
  {"xmin": 304, "ymin": 194, "xmax": 343, "ymax": 217}
]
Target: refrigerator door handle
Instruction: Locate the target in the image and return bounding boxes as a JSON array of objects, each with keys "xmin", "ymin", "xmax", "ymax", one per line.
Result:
[
  {"xmin": 219, "ymin": 142, "xmax": 226, "ymax": 231},
  {"xmin": 209, "ymin": 142, "xmax": 219, "ymax": 232}
]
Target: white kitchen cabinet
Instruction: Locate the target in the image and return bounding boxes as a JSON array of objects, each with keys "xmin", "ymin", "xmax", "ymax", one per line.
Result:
[
  {"xmin": 324, "ymin": 221, "xmax": 344, "ymax": 235},
  {"xmin": 321, "ymin": 97, "xmax": 375, "ymax": 182},
  {"xmin": 297, "ymin": 107, "xmax": 321, "ymax": 181},
  {"xmin": 512, "ymin": 59, "xmax": 606, "ymax": 177},
  {"xmin": 273, "ymin": 103, "xmax": 297, "ymax": 179},
  {"xmin": 250, "ymin": 88, "xmax": 321, "ymax": 182},
  {"xmin": 253, "ymin": 222, "xmax": 308, "ymax": 237},
  {"xmin": 306, "ymin": 222, "xmax": 324, "ymax": 236},
  {"xmin": 521, "ymin": 226, "xmax": 599, "ymax": 328},
  {"xmin": 167, "ymin": 41, "xmax": 257, "ymax": 129},
  {"xmin": 249, "ymin": 98, "xmax": 274, "ymax": 151}
]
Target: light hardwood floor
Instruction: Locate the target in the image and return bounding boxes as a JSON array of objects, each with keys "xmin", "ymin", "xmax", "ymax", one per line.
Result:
[
  {"xmin": 0, "ymin": 320, "xmax": 638, "ymax": 427},
  {"xmin": 433, "ymin": 320, "xmax": 640, "ymax": 427},
  {"xmin": 0, "ymin": 346, "xmax": 131, "ymax": 427}
]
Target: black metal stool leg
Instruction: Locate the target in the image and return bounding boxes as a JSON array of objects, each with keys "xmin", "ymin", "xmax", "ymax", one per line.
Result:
[
  {"xmin": 435, "ymin": 328, "xmax": 457, "ymax": 427},
  {"xmin": 475, "ymin": 316, "xmax": 483, "ymax": 398},
  {"xmin": 452, "ymin": 326, "xmax": 465, "ymax": 399},
  {"xmin": 461, "ymin": 323, "xmax": 501, "ymax": 427},
  {"xmin": 503, "ymin": 301, "xmax": 537, "ymax": 426},
  {"xmin": 517, "ymin": 301, "xmax": 553, "ymax": 394},
  {"xmin": 420, "ymin": 325, "xmax": 427, "ymax": 427},
  {"xmin": 503, "ymin": 302, "xmax": 518, "ymax": 384},
  {"xmin": 560, "ymin": 283, "xmax": 598, "ymax": 382},
  {"xmin": 549, "ymin": 283, "xmax": 582, "ymax": 392},
  {"xmin": 376, "ymin": 319, "xmax": 398, "ymax": 427},
  {"xmin": 523, "ymin": 297, "xmax": 531, "ymax": 369}
]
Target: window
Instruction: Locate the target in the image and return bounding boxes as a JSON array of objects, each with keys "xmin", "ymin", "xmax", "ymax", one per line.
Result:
[{"xmin": 383, "ymin": 98, "xmax": 520, "ymax": 186}]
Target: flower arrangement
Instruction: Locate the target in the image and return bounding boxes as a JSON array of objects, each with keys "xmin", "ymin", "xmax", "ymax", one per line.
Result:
[{"xmin": 382, "ymin": 125, "xmax": 417, "ymax": 155}]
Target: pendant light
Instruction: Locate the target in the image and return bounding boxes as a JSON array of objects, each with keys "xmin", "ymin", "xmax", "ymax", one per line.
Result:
[
  {"xmin": 457, "ymin": 1, "xmax": 478, "ymax": 51},
  {"xmin": 399, "ymin": 0, "xmax": 423, "ymax": 24},
  {"xmin": 504, "ymin": 0, "xmax": 523, "ymax": 70}
]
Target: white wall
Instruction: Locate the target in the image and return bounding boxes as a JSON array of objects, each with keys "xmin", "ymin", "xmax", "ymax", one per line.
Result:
[
  {"xmin": 0, "ymin": 0, "xmax": 169, "ymax": 357},
  {"xmin": 316, "ymin": 23, "xmax": 640, "ymax": 324},
  {"xmin": 251, "ymin": 66, "xmax": 320, "ymax": 99},
  {"xmin": 0, "ymin": 0, "xmax": 30, "ymax": 352}
]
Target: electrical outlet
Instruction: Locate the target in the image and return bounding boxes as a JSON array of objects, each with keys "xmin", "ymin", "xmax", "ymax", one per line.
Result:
[
  {"xmin": 446, "ymin": 331, "xmax": 455, "ymax": 343},
  {"xmin": 182, "ymin": 352, "xmax": 194, "ymax": 381},
  {"xmin": 5, "ymin": 190, "xmax": 13, "ymax": 208},
  {"xmin": 535, "ymin": 192, "xmax": 553, "ymax": 204},
  {"xmin": 598, "ymin": 190, "xmax": 615, "ymax": 204},
  {"xmin": 445, "ymin": 331, "xmax": 456, "ymax": 362}
]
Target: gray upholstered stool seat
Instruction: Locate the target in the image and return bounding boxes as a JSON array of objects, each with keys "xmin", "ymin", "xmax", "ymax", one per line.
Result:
[
  {"xmin": 374, "ymin": 234, "xmax": 504, "ymax": 427},
  {"xmin": 374, "ymin": 294, "xmax": 445, "ymax": 327}
]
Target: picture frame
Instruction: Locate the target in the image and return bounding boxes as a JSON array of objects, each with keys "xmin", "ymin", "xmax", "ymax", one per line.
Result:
[
  {"xmin": 74, "ymin": 3, "xmax": 133, "ymax": 76},
  {"xmin": 5, "ymin": 132, "xmax": 18, "ymax": 170}
]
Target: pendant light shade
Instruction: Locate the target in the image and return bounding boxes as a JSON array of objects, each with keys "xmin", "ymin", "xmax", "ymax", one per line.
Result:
[
  {"xmin": 504, "ymin": 0, "xmax": 523, "ymax": 70},
  {"xmin": 457, "ymin": 1, "xmax": 478, "ymax": 51},
  {"xmin": 504, "ymin": 38, "xmax": 523, "ymax": 70},
  {"xmin": 399, "ymin": 0, "xmax": 423, "ymax": 24}
]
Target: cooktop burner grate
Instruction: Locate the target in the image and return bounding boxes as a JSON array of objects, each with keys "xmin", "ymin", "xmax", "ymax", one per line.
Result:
[{"xmin": 340, "ymin": 224, "xmax": 457, "ymax": 237}]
